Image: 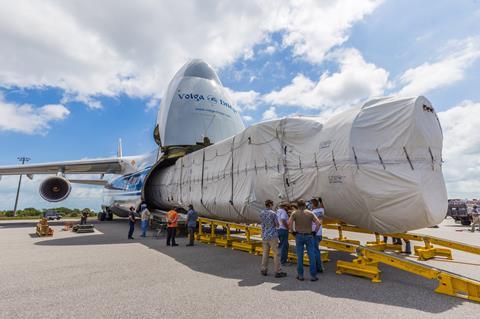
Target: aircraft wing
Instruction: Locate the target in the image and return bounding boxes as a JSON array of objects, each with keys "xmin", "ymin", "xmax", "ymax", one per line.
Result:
[
  {"xmin": 0, "ymin": 157, "xmax": 137, "ymax": 177},
  {"xmin": 68, "ymin": 179, "xmax": 109, "ymax": 186}
]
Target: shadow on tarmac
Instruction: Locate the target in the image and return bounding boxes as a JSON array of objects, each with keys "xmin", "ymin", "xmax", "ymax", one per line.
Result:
[
  {"xmin": 25, "ymin": 219, "xmax": 471, "ymax": 313},
  {"xmin": 444, "ymin": 224, "xmax": 471, "ymax": 228}
]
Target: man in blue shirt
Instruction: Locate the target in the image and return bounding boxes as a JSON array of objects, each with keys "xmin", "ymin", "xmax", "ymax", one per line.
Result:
[
  {"xmin": 260, "ymin": 199, "xmax": 286, "ymax": 278},
  {"xmin": 186, "ymin": 204, "xmax": 198, "ymax": 246}
]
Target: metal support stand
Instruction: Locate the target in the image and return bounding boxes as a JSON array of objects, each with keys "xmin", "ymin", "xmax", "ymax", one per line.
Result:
[{"xmin": 414, "ymin": 238, "xmax": 453, "ymax": 261}]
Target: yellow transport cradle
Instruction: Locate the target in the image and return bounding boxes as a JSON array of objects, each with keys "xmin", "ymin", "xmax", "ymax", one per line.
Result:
[{"xmin": 196, "ymin": 217, "xmax": 480, "ymax": 303}]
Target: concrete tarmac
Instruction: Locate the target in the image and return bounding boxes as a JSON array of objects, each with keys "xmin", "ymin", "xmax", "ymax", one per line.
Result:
[{"xmin": 0, "ymin": 218, "xmax": 479, "ymax": 319}]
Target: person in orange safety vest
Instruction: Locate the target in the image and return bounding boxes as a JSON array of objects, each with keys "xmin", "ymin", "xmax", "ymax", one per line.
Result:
[{"xmin": 166, "ymin": 207, "xmax": 179, "ymax": 246}]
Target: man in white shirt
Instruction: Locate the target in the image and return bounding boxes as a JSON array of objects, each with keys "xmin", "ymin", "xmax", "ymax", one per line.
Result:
[
  {"xmin": 140, "ymin": 204, "xmax": 150, "ymax": 237},
  {"xmin": 311, "ymin": 198, "xmax": 324, "ymax": 273},
  {"xmin": 277, "ymin": 201, "xmax": 290, "ymax": 266}
]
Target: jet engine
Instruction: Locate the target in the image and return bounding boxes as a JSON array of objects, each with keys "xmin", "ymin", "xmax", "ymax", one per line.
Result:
[{"xmin": 39, "ymin": 176, "xmax": 72, "ymax": 202}]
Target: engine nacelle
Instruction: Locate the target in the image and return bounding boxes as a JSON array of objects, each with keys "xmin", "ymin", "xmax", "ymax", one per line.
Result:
[{"xmin": 39, "ymin": 176, "xmax": 72, "ymax": 202}]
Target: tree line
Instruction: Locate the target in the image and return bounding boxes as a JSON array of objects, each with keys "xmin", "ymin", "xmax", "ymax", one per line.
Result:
[{"xmin": 0, "ymin": 207, "xmax": 97, "ymax": 218}]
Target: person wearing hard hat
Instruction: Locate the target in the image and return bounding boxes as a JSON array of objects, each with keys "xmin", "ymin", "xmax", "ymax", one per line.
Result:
[{"xmin": 166, "ymin": 207, "xmax": 179, "ymax": 246}]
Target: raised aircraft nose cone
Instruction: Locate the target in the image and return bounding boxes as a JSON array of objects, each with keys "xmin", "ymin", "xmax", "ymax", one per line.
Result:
[{"xmin": 155, "ymin": 59, "xmax": 245, "ymax": 149}]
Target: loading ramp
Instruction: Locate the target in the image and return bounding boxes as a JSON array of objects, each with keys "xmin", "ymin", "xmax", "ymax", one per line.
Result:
[{"xmin": 196, "ymin": 217, "xmax": 480, "ymax": 303}]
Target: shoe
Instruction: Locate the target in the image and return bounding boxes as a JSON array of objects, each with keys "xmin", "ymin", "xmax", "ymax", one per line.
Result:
[
  {"xmin": 172, "ymin": 243, "xmax": 179, "ymax": 246},
  {"xmin": 261, "ymin": 270, "xmax": 268, "ymax": 276},
  {"xmin": 186, "ymin": 244, "xmax": 194, "ymax": 246},
  {"xmin": 310, "ymin": 277, "xmax": 319, "ymax": 281},
  {"xmin": 129, "ymin": 237, "xmax": 134, "ymax": 240},
  {"xmin": 166, "ymin": 243, "xmax": 171, "ymax": 246},
  {"xmin": 296, "ymin": 276, "xmax": 304, "ymax": 281},
  {"xmin": 274, "ymin": 272, "xmax": 287, "ymax": 278}
]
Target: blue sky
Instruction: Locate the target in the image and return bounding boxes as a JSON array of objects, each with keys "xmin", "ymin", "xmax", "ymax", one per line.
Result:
[{"xmin": 1, "ymin": 0, "xmax": 480, "ymax": 210}]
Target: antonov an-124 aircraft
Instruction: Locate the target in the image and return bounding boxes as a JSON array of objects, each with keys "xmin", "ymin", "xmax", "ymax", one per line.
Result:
[{"xmin": 0, "ymin": 59, "xmax": 448, "ymax": 233}]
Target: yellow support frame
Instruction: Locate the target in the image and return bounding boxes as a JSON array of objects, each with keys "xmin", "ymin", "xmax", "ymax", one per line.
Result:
[
  {"xmin": 196, "ymin": 217, "xmax": 480, "ymax": 303},
  {"xmin": 323, "ymin": 223, "xmax": 480, "ymax": 261}
]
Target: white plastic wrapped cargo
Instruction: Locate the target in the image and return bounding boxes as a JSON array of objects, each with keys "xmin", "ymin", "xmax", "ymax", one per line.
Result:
[{"xmin": 152, "ymin": 96, "xmax": 447, "ymax": 233}]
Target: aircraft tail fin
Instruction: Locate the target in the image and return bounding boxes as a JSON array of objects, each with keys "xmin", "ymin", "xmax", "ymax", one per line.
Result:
[{"xmin": 117, "ymin": 138, "xmax": 123, "ymax": 158}]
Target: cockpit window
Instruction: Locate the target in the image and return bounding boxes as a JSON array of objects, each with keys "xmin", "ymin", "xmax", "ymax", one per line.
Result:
[
  {"xmin": 108, "ymin": 169, "xmax": 149, "ymax": 191},
  {"xmin": 183, "ymin": 61, "xmax": 221, "ymax": 84},
  {"xmin": 110, "ymin": 176, "xmax": 127, "ymax": 190}
]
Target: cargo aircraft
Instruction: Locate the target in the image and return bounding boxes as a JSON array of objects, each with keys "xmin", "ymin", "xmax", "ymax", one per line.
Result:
[
  {"xmin": 0, "ymin": 60, "xmax": 447, "ymax": 233},
  {"xmin": 0, "ymin": 60, "xmax": 245, "ymax": 219}
]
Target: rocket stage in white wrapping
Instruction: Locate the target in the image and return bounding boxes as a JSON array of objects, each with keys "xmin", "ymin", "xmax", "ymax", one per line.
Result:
[{"xmin": 144, "ymin": 60, "xmax": 447, "ymax": 233}]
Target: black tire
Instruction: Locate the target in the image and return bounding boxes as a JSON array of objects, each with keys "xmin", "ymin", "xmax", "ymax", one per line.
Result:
[{"xmin": 461, "ymin": 218, "xmax": 471, "ymax": 226}]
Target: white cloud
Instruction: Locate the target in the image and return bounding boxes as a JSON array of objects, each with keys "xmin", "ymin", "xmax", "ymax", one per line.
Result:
[
  {"xmin": 438, "ymin": 100, "xmax": 480, "ymax": 198},
  {"xmin": 262, "ymin": 106, "xmax": 278, "ymax": 120},
  {"xmin": 0, "ymin": 95, "xmax": 70, "ymax": 134},
  {"xmin": 398, "ymin": 37, "xmax": 480, "ymax": 96},
  {"xmin": 0, "ymin": 0, "xmax": 382, "ymax": 107},
  {"xmin": 279, "ymin": 0, "xmax": 382, "ymax": 63},
  {"xmin": 263, "ymin": 45, "xmax": 277, "ymax": 55},
  {"xmin": 61, "ymin": 93, "xmax": 103, "ymax": 109},
  {"xmin": 263, "ymin": 48, "xmax": 390, "ymax": 109},
  {"xmin": 225, "ymin": 88, "xmax": 261, "ymax": 111},
  {"xmin": 242, "ymin": 115, "xmax": 253, "ymax": 123},
  {"xmin": 146, "ymin": 98, "xmax": 161, "ymax": 111}
]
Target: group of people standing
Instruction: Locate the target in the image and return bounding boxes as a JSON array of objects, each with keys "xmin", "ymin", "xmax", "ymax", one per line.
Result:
[
  {"xmin": 126, "ymin": 203, "xmax": 198, "ymax": 247},
  {"xmin": 165, "ymin": 204, "xmax": 198, "ymax": 246},
  {"xmin": 260, "ymin": 198, "xmax": 325, "ymax": 281},
  {"xmin": 127, "ymin": 204, "xmax": 151, "ymax": 240}
]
